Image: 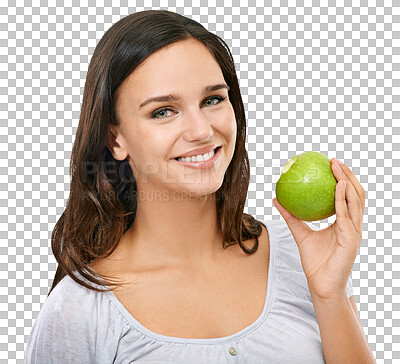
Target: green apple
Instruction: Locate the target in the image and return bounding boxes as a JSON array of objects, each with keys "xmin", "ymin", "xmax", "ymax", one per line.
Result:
[{"xmin": 275, "ymin": 151, "xmax": 338, "ymax": 221}]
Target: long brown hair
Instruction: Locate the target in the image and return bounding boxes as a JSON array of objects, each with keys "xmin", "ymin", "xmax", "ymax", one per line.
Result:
[{"xmin": 49, "ymin": 9, "xmax": 263, "ymax": 296}]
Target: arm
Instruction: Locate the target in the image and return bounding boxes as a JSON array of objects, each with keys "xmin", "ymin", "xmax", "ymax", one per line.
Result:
[{"xmin": 310, "ymin": 292, "xmax": 376, "ymax": 364}]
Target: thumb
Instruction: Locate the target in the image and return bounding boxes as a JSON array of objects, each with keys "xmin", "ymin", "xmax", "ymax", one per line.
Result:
[{"xmin": 273, "ymin": 198, "xmax": 312, "ymax": 246}]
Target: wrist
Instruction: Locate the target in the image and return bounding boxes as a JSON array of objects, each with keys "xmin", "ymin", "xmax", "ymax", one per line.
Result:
[{"xmin": 309, "ymin": 289, "xmax": 349, "ymax": 305}]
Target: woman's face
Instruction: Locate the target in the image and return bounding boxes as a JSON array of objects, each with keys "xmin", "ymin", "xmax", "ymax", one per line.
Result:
[{"xmin": 112, "ymin": 38, "xmax": 237, "ymax": 198}]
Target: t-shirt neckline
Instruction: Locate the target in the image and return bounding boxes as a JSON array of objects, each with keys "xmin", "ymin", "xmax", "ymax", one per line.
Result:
[{"xmin": 104, "ymin": 219, "xmax": 276, "ymax": 344}]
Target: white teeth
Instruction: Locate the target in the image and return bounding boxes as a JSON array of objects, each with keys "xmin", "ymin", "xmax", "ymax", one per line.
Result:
[{"xmin": 177, "ymin": 149, "xmax": 216, "ymax": 163}]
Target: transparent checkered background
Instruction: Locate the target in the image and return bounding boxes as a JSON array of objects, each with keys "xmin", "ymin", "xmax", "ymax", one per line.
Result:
[{"xmin": 1, "ymin": 0, "xmax": 399, "ymax": 363}]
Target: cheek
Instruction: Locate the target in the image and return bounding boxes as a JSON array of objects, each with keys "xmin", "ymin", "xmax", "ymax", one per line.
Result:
[
  {"xmin": 229, "ymin": 122, "xmax": 237, "ymax": 157},
  {"xmin": 231, "ymin": 117, "xmax": 237, "ymax": 140},
  {"xmin": 213, "ymin": 107, "xmax": 237, "ymax": 163},
  {"xmin": 221, "ymin": 107, "xmax": 237, "ymax": 145},
  {"xmin": 124, "ymin": 131, "xmax": 170, "ymax": 181},
  {"xmin": 124, "ymin": 126, "xmax": 175, "ymax": 169}
]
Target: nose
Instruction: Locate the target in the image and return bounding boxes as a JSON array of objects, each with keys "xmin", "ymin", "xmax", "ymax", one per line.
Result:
[{"xmin": 182, "ymin": 107, "xmax": 214, "ymax": 142}]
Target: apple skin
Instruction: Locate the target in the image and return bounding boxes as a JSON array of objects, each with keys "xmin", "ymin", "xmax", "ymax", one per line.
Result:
[{"xmin": 275, "ymin": 151, "xmax": 338, "ymax": 221}]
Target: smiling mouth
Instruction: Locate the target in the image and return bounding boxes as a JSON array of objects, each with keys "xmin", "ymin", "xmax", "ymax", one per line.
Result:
[{"xmin": 173, "ymin": 146, "xmax": 221, "ymax": 161}]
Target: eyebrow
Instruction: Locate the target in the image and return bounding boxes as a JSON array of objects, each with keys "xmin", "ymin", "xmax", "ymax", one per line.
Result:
[{"xmin": 138, "ymin": 83, "xmax": 230, "ymax": 109}]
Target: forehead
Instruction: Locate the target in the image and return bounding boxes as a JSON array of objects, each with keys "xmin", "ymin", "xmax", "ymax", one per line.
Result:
[{"xmin": 118, "ymin": 39, "xmax": 226, "ymax": 101}]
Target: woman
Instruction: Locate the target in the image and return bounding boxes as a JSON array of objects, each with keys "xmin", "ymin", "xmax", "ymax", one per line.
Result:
[{"xmin": 25, "ymin": 10, "xmax": 375, "ymax": 363}]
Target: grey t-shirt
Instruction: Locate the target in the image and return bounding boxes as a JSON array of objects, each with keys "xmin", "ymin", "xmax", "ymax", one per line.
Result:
[{"xmin": 25, "ymin": 219, "xmax": 353, "ymax": 364}]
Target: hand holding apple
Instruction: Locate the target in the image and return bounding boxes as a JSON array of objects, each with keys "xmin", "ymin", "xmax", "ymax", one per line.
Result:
[
  {"xmin": 275, "ymin": 151, "xmax": 337, "ymax": 221},
  {"xmin": 273, "ymin": 156, "xmax": 366, "ymax": 300}
]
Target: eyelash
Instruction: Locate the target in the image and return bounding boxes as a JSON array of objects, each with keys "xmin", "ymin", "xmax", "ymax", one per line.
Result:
[{"xmin": 150, "ymin": 95, "xmax": 228, "ymax": 119}]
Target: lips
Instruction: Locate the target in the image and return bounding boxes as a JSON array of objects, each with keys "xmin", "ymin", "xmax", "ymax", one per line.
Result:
[
  {"xmin": 175, "ymin": 146, "xmax": 220, "ymax": 161},
  {"xmin": 170, "ymin": 145, "xmax": 222, "ymax": 170},
  {"xmin": 173, "ymin": 145, "xmax": 220, "ymax": 160}
]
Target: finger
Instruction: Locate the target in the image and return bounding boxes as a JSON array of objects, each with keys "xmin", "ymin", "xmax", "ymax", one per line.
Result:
[
  {"xmin": 335, "ymin": 180, "xmax": 357, "ymax": 238},
  {"xmin": 273, "ymin": 198, "xmax": 312, "ymax": 246},
  {"xmin": 331, "ymin": 162, "xmax": 363, "ymax": 233},
  {"xmin": 331, "ymin": 162, "xmax": 363, "ymax": 232},
  {"xmin": 332, "ymin": 158, "xmax": 366, "ymax": 213}
]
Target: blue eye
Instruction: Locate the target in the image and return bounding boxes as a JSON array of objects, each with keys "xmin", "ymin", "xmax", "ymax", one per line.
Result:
[
  {"xmin": 204, "ymin": 95, "xmax": 226, "ymax": 106},
  {"xmin": 150, "ymin": 95, "xmax": 227, "ymax": 119},
  {"xmin": 151, "ymin": 109, "xmax": 175, "ymax": 120}
]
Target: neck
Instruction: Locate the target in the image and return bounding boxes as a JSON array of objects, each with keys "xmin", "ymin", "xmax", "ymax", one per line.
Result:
[{"xmin": 121, "ymin": 189, "xmax": 226, "ymax": 269}]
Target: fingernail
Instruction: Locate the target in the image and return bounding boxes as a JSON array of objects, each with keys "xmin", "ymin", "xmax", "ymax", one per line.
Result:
[{"xmin": 336, "ymin": 158, "xmax": 344, "ymax": 165}]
